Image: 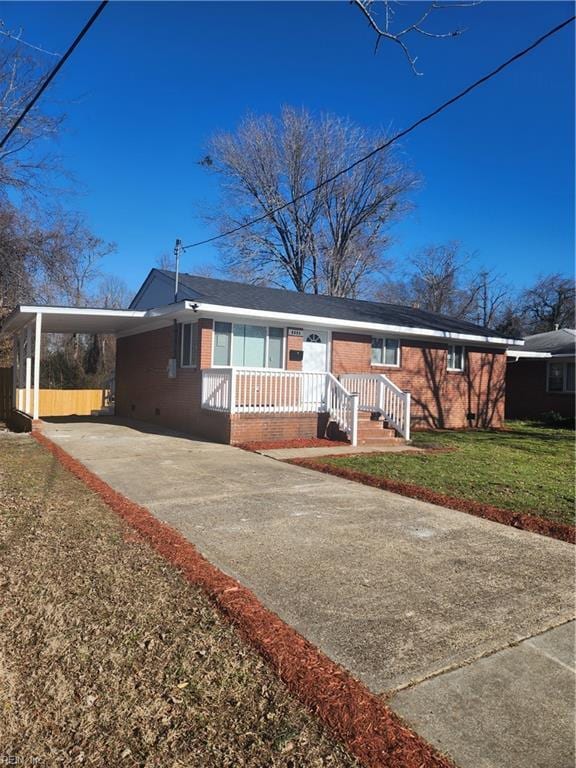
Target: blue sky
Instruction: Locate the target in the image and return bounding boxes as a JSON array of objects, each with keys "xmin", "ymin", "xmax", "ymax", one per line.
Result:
[{"xmin": 3, "ymin": 1, "xmax": 574, "ymax": 295}]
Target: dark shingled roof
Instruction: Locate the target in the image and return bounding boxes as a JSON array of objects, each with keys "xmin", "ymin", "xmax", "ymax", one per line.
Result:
[
  {"xmin": 523, "ymin": 329, "xmax": 576, "ymax": 356},
  {"xmin": 157, "ymin": 270, "xmax": 513, "ymax": 340}
]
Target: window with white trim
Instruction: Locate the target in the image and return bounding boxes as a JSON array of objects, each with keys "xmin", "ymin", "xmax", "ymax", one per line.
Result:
[
  {"xmin": 547, "ymin": 361, "xmax": 575, "ymax": 393},
  {"xmin": 212, "ymin": 323, "xmax": 285, "ymax": 368},
  {"xmin": 371, "ymin": 337, "xmax": 399, "ymax": 366},
  {"xmin": 447, "ymin": 345, "xmax": 465, "ymax": 371},
  {"xmin": 180, "ymin": 321, "xmax": 199, "ymax": 368}
]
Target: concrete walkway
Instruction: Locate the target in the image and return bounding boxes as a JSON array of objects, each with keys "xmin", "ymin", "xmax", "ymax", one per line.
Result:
[
  {"xmin": 40, "ymin": 419, "xmax": 575, "ymax": 768},
  {"xmin": 258, "ymin": 444, "xmax": 423, "ymax": 459}
]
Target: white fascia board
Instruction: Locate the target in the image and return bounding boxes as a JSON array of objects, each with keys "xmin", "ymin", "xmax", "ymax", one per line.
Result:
[
  {"xmin": 191, "ymin": 302, "xmax": 524, "ymax": 347},
  {"xmin": 115, "ymin": 302, "xmax": 198, "ymax": 338},
  {"xmin": 505, "ymin": 349, "xmax": 552, "ymax": 359},
  {"xmin": 1, "ymin": 305, "xmax": 147, "ymax": 334},
  {"xmin": 19, "ymin": 305, "xmax": 146, "ymax": 318},
  {"xmin": 145, "ymin": 300, "xmax": 192, "ymax": 318}
]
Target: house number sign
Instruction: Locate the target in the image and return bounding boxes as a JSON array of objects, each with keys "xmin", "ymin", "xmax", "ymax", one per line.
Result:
[{"xmin": 288, "ymin": 328, "xmax": 303, "ymax": 337}]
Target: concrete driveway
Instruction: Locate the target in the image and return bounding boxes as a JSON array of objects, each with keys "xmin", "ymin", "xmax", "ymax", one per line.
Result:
[{"xmin": 40, "ymin": 419, "xmax": 575, "ymax": 768}]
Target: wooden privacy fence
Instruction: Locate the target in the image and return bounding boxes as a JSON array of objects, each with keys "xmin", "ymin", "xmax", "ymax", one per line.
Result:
[
  {"xmin": 14, "ymin": 388, "xmax": 109, "ymax": 417},
  {"xmin": 0, "ymin": 367, "xmax": 12, "ymax": 420}
]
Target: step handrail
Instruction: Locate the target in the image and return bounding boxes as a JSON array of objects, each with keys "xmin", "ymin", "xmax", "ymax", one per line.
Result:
[
  {"xmin": 325, "ymin": 373, "xmax": 359, "ymax": 446},
  {"xmin": 339, "ymin": 372, "xmax": 411, "ymax": 441}
]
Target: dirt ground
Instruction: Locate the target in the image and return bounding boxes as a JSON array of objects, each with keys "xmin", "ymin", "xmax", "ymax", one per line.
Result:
[{"xmin": 0, "ymin": 433, "xmax": 358, "ymax": 768}]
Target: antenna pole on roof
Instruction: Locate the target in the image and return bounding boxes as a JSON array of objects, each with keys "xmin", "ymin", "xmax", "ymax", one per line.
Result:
[
  {"xmin": 174, "ymin": 238, "xmax": 182, "ymax": 303},
  {"xmin": 169, "ymin": 237, "xmax": 183, "ymax": 380}
]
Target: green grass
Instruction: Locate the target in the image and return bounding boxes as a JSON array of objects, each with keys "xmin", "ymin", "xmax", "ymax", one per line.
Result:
[{"xmin": 322, "ymin": 422, "xmax": 575, "ymax": 526}]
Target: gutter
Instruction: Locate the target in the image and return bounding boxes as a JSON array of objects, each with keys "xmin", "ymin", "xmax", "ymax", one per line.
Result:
[
  {"xmin": 189, "ymin": 301, "xmax": 524, "ymax": 347},
  {"xmin": 505, "ymin": 350, "xmax": 552, "ymax": 361}
]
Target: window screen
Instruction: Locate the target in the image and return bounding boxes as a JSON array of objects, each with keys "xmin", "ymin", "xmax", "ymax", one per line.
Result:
[
  {"xmin": 190, "ymin": 322, "xmax": 199, "ymax": 366},
  {"xmin": 213, "ymin": 322, "xmax": 232, "ymax": 365},
  {"xmin": 566, "ymin": 363, "xmax": 575, "ymax": 393},
  {"xmin": 182, "ymin": 323, "xmax": 191, "ymax": 367},
  {"xmin": 548, "ymin": 363, "xmax": 564, "ymax": 392},
  {"xmin": 233, "ymin": 324, "xmax": 266, "ymax": 367},
  {"xmin": 448, "ymin": 345, "xmax": 464, "ymax": 371},
  {"xmin": 268, "ymin": 327, "xmax": 284, "ymax": 368},
  {"xmin": 180, "ymin": 322, "xmax": 199, "ymax": 367},
  {"xmin": 371, "ymin": 337, "xmax": 399, "ymax": 366}
]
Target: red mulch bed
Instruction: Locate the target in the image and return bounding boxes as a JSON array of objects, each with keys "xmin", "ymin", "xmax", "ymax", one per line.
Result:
[
  {"xmin": 32, "ymin": 431, "xmax": 454, "ymax": 768},
  {"xmin": 236, "ymin": 437, "xmax": 350, "ymax": 451},
  {"xmin": 289, "ymin": 458, "xmax": 575, "ymax": 545}
]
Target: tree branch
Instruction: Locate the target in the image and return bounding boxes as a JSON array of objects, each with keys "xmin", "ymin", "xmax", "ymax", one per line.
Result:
[{"xmin": 353, "ymin": 0, "xmax": 480, "ymax": 75}]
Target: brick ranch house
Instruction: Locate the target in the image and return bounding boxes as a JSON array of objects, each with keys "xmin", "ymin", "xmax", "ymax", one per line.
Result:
[
  {"xmin": 3, "ymin": 269, "xmax": 523, "ymax": 446},
  {"xmin": 505, "ymin": 328, "xmax": 575, "ymax": 421}
]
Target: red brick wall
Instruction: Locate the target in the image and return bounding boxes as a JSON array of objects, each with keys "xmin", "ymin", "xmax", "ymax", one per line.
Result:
[
  {"xmin": 199, "ymin": 318, "xmax": 213, "ymax": 369},
  {"xmin": 331, "ymin": 332, "xmax": 506, "ymax": 429},
  {"xmin": 286, "ymin": 329, "xmax": 303, "ymax": 371},
  {"xmin": 229, "ymin": 413, "xmax": 328, "ymax": 444},
  {"xmin": 505, "ymin": 359, "xmax": 575, "ymax": 419},
  {"xmin": 115, "ymin": 325, "xmax": 230, "ymax": 442}
]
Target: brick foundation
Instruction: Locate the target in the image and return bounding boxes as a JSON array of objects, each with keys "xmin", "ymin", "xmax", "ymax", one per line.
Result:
[{"xmin": 229, "ymin": 413, "xmax": 329, "ymax": 445}]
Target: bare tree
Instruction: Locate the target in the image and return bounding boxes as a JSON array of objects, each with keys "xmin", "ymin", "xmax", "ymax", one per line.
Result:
[
  {"xmin": 203, "ymin": 106, "xmax": 417, "ymax": 298},
  {"xmin": 0, "ymin": 38, "xmax": 62, "ymax": 197},
  {"xmin": 155, "ymin": 251, "xmax": 176, "ymax": 272},
  {"xmin": 520, "ymin": 274, "xmax": 575, "ymax": 333},
  {"xmin": 353, "ymin": 0, "xmax": 480, "ymax": 75},
  {"xmin": 405, "ymin": 242, "xmax": 478, "ymax": 317},
  {"xmin": 377, "ymin": 244, "xmax": 513, "ymax": 328},
  {"xmin": 494, "ymin": 304, "xmax": 525, "ymax": 339},
  {"xmin": 469, "ymin": 269, "xmax": 512, "ymax": 328},
  {"xmin": 31, "ymin": 212, "xmax": 115, "ymax": 307},
  {"xmin": 96, "ymin": 274, "xmax": 130, "ymax": 309},
  {"xmin": 0, "ymin": 19, "xmax": 61, "ymax": 58},
  {"xmin": 0, "ymin": 202, "xmax": 33, "ymax": 308}
]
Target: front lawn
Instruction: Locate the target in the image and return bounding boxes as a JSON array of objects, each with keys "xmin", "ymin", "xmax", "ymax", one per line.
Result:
[
  {"xmin": 0, "ymin": 433, "xmax": 357, "ymax": 767},
  {"xmin": 319, "ymin": 422, "xmax": 575, "ymax": 526}
]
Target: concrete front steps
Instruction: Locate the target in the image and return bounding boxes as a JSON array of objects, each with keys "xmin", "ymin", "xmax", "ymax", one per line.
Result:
[
  {"xmin": 326, "ymin": 411, "xmax": 406, "ymax": 447},
  {"xmin": 356, "ymin": 411, "xmax": 405, "ymax": 446}
]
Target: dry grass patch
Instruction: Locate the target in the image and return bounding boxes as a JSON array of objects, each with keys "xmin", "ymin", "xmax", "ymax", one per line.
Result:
[{"xmin": 0, "ymin": 434, "xmax": 358, "ymax": 767}]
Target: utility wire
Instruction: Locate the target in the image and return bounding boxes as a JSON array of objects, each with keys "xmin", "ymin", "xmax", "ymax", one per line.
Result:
[
  {"xmin": 182, "ymin": 13, "xmax": 575, "ymax": 252},
  {"xmin": 0, "ymin": 1, "xmax": 108, "ymax": 150}
]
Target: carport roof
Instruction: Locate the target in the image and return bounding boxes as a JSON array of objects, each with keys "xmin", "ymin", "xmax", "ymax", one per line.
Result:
[{"xmin": 1, "ymin": 305, "xmax": 148, "ymax": 335}]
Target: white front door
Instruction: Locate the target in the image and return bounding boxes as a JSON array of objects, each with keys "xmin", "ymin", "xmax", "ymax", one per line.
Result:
[{"xmin": 302, "ymin": 330, "xmax": 328, "ymax": 407}]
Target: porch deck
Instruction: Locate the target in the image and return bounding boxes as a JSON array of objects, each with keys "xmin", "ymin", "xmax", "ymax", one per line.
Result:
[{"xmin": 201, "ymin": 368, "xmax": 411, "ymax": 446}]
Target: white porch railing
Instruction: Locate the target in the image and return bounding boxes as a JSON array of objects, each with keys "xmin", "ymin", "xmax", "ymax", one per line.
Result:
[
  {"xmin": 201, "ymin": 368, "xmax": 359, "ymax": 445},
  {"xmin": 201, "ymin": 368, "xmax": 234, "ymax": 413},
  {"xmin": 340, "ymin": 373, "xmax": 411, "ymax": 441},
  {"xmin": 325, "ymin": 373, "xmax": 358, "ymax": 446}
]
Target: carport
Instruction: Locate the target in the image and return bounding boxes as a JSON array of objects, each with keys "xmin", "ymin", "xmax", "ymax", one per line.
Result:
[{"xmin": 1, "ymin": 305, "xmax": 147, "ymax": 420}]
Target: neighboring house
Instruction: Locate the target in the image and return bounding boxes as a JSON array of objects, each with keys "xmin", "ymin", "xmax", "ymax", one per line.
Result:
[
  {"xmin": 2, "ymin": 269, "xmax": 522, "ymax": 445},
  {"xmin": 505, "ymin": 328, "xmax": 575, "ymax": 420}
]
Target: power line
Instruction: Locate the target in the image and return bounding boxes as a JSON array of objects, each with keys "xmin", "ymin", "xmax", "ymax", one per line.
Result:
[
  {"xmin": 182, "ymin": 14, "xmax": 575, "ymax": 252},
  {"xmin": 0, "ymin": 1, "xmax": 108, "ymax": 151}
]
